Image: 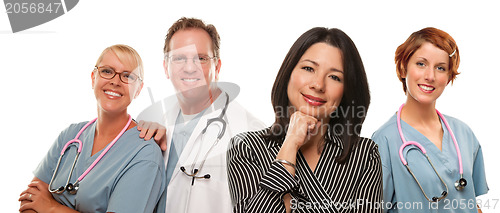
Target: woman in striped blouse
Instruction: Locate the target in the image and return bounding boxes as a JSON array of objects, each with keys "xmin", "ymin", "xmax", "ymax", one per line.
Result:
[{"xmin": 227, "ymin": 27, "xmax": 382, "ymax": 213}]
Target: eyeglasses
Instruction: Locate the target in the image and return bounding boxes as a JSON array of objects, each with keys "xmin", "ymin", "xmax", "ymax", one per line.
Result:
[
  {"xmin": 94, "ymin": 66, "xmax": 142, "ymax": 84},
  {"xmin": 167, "ymin": 55, "xmax": 217, "ymax": 65}
]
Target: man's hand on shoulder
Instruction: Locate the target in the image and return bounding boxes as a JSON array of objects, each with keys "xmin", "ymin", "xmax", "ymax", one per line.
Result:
[{"xmin": 137, "ymin": 121, "xmax": 167, "ymax": 151}]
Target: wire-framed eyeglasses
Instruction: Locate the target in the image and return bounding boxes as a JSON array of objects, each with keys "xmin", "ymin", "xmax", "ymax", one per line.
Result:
[
  {"xmin": 94, "ymin": 66, "xmax": 142, "ymax": 84},
  {"xmin": 167, "ymin": 55, "xmax": 217, "ymax": 65}
]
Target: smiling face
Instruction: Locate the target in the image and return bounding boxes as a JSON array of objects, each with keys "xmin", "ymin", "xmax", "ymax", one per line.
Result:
[
  {"xmin": 164, "ymin": 28, "xmax": 221, "ymax": 104},
  {"xmin": 404, "ymin": 42, "xmax": 450, "ymax": 106},
  {"xmin": 287, "ymin": 42, "xmax": 344, "ymax": 123},
  {"xmin": 92, "ymin": 50, "xmax": 143, "ymax": 115}
]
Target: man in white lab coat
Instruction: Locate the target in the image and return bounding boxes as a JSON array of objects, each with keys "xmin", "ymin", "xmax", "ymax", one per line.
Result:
[{"xmin": 136, "ymin": 17, "xmax": 264, "ymax": 213}]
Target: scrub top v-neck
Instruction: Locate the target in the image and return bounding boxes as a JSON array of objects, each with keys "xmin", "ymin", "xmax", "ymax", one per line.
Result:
[{"xmin": 372, "ymin": 113, "xmax": 488, "ymax": 212}]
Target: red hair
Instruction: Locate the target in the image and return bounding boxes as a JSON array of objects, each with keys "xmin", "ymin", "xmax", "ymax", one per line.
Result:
[{"xmin": 395, "ymin": 27, "xmax": 460, "ymax": 93}]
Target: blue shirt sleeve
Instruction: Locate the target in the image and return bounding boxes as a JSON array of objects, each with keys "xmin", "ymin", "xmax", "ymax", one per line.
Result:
[
  {"xmin": 371, "ymin": 131, "xmax": 395, "ymax": 213},
  {"xmin": 451, "ymin": 116, "xmax": 489, "ymax": 198},
  {"xmin": 34, "ymin": 123, "xmax": 84, "ymax": 184},
  {"xmin": 106, "ymin": 143, "xmax": 165, "ymax": 213},
  {"xmin": 472, "ymin": 144, "xmax": 489, "ymax": 197}
]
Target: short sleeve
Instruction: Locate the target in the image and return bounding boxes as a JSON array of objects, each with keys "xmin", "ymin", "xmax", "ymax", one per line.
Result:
[
  {"xmin": 472, "ymin": 144, "xmax": 489, "ymax": 197},
  {"xmin": 107, "ymin": 144, "xmax": 165, "ymax": 213},
  {"xmin": 460, "ymin": 120, "xmax": 489, "ymax": 198},
  {"xmin": 33, "ymin": 124, "xmax": 79, "ymax": 184},
  {"xmin": 371, "ymin": 132, "xmax": 395, "ymax": 213}
]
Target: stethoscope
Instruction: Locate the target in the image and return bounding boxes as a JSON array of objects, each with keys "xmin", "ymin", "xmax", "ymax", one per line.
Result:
[
  {"xmin": 179, "ymin": 93, "xmax": 229, "ymax": 185},
  {"xmin": 397, "ymin": 104, "xmax": 467, "ymax": 202},
  {"xmin": 48, "ymin": 115, "xmax": 132, "ymax": 195}
]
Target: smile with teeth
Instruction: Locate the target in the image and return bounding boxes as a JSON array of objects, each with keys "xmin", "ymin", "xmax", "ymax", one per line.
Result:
[
  {"xmin": 104, "ymin": 90, "xmax": 122, "ymax": 97},
  {"xmin": 182, "ymin": 78, "xmax": 200, "ymax": 82},
  {"xmin": 418, "ymin": 84, "xmax": 435, "ymax": 92}
]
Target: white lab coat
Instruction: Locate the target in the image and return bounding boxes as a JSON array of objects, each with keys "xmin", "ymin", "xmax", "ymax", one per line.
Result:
[{"xmin": 137, "ymin": 84, "xmax": 265, "ymax": 213}]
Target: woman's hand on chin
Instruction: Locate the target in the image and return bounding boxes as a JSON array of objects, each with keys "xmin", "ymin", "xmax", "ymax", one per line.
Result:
[{"xmin": 284, "ymin": 111, "xmax": 321, "ymax": 150}]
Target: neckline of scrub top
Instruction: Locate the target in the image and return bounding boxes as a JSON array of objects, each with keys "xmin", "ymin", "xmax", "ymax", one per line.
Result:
[
  {"xmin": 82, "ymin": 122, "xmax": 138, "ymax": 160},
  {"xmin": 399, "ymin": 115, "xmax": 456, "ymax": 172}
]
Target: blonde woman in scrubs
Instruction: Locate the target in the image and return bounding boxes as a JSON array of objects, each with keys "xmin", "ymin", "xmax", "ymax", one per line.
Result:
[{"xmin": 18, "ymin": 45, "xmax": 166, "ymax": 213}]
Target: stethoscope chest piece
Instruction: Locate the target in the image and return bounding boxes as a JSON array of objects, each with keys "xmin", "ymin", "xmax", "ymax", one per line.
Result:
[
  {"xmin": 65, "ymin": 182, "xmax": 79, "ymax": 195},
  {"xmin": 455, "ymin": 177, "xmax": 467, "ymax": 191}
]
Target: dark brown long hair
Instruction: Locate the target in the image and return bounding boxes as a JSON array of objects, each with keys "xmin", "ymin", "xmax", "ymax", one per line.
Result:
[{"xmin": 267, "ymin": 27, "xmax": 370, "ymax": 163}]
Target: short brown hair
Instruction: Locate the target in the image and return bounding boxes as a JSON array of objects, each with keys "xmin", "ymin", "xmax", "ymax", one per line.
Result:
[
  {"xmin": 395, "ymin": 27, "xmax": 460, "ymax": 93},
  {"xmin": 163, "ymin": 17, "xmax": 220, "ymax": 58}
]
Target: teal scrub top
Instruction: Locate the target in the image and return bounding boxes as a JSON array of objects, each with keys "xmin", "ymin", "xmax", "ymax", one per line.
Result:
[
  {"xmin": 372, "ymin": 113, "xmax": 488, "ymax": 213},
  {"xmin": 34, "ymin": 121, "xmax": 166, "ymax": 213}
]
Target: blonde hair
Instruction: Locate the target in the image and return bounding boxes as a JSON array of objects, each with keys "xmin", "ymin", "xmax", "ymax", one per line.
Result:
[{"xmin": 95, "ymin": 44, "xmax": 144, "ymax": 80}]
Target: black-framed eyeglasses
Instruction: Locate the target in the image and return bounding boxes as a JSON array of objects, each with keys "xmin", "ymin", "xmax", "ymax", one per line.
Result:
[
  {"xmin": 94, "ymin": 66, "xmax": 142, "ymax": 84},
  {"xmin": 167, "ymin": 55, "xmax": 217, "ymax": 65}
]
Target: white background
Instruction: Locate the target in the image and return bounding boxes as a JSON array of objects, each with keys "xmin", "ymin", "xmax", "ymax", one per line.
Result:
[{"xmin": 1, "ymin": 0, "xmax": 498, "ymax": 211}]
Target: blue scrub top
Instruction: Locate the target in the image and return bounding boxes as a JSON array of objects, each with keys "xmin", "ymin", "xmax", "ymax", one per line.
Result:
[
  {"xmin": 34, "ymin": 121, "xmax": 166, "ymax": 213},
  {"xmin": 372, "ymin": 113, "xmax": 488, "ymax": 213}
]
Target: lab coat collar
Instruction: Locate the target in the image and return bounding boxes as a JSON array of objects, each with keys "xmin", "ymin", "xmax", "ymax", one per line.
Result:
[
  {"xmin": 174, "ymin": 82, "xmax": 240, "ymax": 117},
  {"xmin": 216, "ymin": 81, "xmax": 240, "ymax": 103}
]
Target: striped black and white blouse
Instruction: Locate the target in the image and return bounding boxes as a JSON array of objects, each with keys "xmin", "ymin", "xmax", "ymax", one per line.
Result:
[{"xmin": 227, "ymin": 128, "xmax": 382, "ymax": 213}]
